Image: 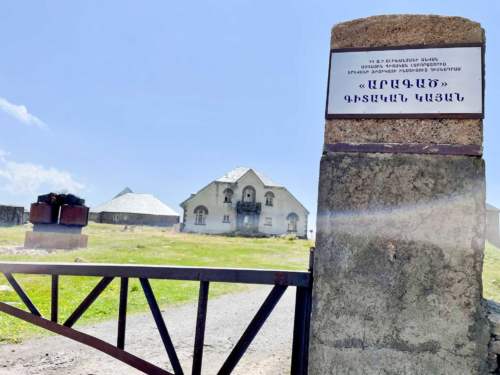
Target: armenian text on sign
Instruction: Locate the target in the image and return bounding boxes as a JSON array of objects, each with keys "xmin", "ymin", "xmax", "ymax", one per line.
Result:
[{"xmin": 326, "ymin": 45, "xmax": 483, "ymax": 118}]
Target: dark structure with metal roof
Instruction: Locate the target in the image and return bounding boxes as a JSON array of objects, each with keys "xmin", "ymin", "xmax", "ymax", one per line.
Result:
[
  {"xmin": 91, "ymin": 188, "xmax": 180, "ymax": 227},
  {"xmin": 0, "ymin": 205, "xmax": 24, "ymax": 226}
]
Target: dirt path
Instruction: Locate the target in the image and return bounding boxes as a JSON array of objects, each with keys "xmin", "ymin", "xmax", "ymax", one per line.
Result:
[{"xmin": 0, "ymin": 287, "xmax": 296, "ymax": 374}]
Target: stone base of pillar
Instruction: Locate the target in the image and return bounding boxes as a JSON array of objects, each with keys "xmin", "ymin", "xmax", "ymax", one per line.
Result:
[
  {"xmin": 24, "ymin": 231, "xmax": 88, "ymax": 250},
  {"xmin": 310, "ymin": 152, "xmax": 489, "ymax": 374}
]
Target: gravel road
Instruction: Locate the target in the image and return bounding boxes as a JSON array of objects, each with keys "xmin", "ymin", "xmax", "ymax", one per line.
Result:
[{"xmin": 0, "ymin": 287, "xmax": 296, "ymax": 374}]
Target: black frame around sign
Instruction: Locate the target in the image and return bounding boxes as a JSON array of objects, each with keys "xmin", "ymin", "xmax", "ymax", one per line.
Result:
[{"xmin": 324, "ymin": 43, "xmax": 485, "ymax": 120}]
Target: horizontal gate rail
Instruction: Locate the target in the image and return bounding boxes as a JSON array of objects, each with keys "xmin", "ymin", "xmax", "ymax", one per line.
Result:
[
  {"xmin": 0, "ymin": 262, "xmax": 310, "ymax": 287},
  {"xmin": 0, "ymin": 252, "xmax": 314, "ymax": 375}
]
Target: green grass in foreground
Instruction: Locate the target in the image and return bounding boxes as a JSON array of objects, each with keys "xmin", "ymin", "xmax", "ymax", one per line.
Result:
[
  {"xmin": 0, "ymin": 223, "xmax": 312, "ymax": 343},
  {"xmin": 2, "ymin": 224, "xmax": 500, "ymax": 345},
  {"xmin": 482, "ymin": 242, "xmax": 500, "ymax": 302}
]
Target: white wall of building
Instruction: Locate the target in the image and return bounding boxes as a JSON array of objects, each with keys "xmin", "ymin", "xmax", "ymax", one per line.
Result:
[{"xmin": 181, "ymin": 170, "xmax": 308, "ymax": 237}]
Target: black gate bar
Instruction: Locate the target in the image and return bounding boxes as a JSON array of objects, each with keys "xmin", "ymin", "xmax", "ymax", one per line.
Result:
[
  {"xmin": 291, "ymin": 249, "xmax": 314, "ymax": 373},
  {"xmin": 117, "ymin": 277, "xmax": 129, "ymax": 350},
  {"xmin": 51, "ymin": 275, "xmax": 59, "ymax": 323},
  {"xmin": 291, "ymin": 286, "xmax": 312, "ymax": 373},
  {"xmin": 140, "ymin": 278, "xmax": 184, "ymax": 375},
  {"xmin": 192, "ymin": 280, "xmax": 210, "ymax": 375},
  {"xmin": 0, "ymin": 262, "xmax": 310, "ymax": 287},
  {"xmin": 218, "ymin": 285, "xmax": 288, "ymax": 375}
]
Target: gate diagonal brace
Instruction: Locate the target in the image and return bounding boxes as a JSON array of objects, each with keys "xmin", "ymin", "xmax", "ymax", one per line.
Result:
[
  {"xmin": 3, "ymin": 273, "xmax": 42, "ymax": 317},
  {"xmin": 64, "ymin": 277, "xmax": 114, "ymax": 328},
  {"xmin": 218, "ymin": 285, "xmax": 288, "ymax": 375},
  {"xmin": 140, "ymin": 278, "xmax": 184, "ymax": 375},
  {"xmin": 0, "ymin": 301, "xmax": 173, "ymax": 375}
]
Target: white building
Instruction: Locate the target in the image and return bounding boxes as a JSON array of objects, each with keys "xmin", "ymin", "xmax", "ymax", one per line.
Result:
[
  {"xmin": 90, "ymin": 188, "xmax": 180, "ymax": 227},
  {"xmin": 180, "ymin": 167, "xmax": 309, "ymax": 238}
]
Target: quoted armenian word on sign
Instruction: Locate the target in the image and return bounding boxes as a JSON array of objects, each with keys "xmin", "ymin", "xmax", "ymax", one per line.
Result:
[{"xmin": 326, "ymin": 45, "xmax": 483, "ymax": 118}]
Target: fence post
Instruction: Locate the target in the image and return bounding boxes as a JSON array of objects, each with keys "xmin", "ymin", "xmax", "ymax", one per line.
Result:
[{"xmin": 309, "ymin": 15, "xmax": 489, "ymax": 375}]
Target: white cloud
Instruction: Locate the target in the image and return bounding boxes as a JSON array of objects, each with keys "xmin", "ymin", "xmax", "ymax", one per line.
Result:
[
  {"xmin": 0, "ymin": 151, "xmax": 84, "ymax": 196},
  {"xmin": 0, "ymin": 97, "xmax": 47, "ymax": 129}
]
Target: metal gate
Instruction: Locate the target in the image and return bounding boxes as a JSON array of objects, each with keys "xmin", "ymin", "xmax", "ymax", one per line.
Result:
[{"xmin": 0, "ymin": 253, "xmax": 313, "ymax": 375}]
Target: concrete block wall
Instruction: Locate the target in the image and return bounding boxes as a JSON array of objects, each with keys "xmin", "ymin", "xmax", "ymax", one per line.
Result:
[{"xmin": 0, "ymin": 205, "xmax": 24, "ymax": 226}]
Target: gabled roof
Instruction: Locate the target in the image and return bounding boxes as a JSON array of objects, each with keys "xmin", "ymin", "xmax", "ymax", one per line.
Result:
[
  {"xmin": 216, "ymin": 167, "xmax": 282, "ymax": 187},
  {"xmin": 92, "ymin": 192, "xmax": 179, "ymax": 216}
]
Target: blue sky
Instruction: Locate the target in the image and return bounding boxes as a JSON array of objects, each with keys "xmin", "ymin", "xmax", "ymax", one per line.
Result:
[{"xmin": 0, "ymin": 0, "xmax": 499, "ymax": 232}]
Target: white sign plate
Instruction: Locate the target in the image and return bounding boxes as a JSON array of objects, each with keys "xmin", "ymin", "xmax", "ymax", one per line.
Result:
[{"xmin": 326, "ymin": 45, "xmax": 483, "ymax": 119}]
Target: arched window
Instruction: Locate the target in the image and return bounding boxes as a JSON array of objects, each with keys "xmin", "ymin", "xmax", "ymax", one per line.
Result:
[
  {"xmin": 194, "ymin": 206, "xmax": 208, "ymax": 225},
  {"xmin": 287, "ymin": 213, "xmax": 299, "ymax": 233},
  {"xmin": 223, "ymin": 188, "xmax": 233, "ymax": 203},
  {"xmin": 242, "ymin": 186, "xmax": 256, "ymax": 203},
  {"xmin": 265, "ymin": 191, "xmax": 275, "ymax": 206}
]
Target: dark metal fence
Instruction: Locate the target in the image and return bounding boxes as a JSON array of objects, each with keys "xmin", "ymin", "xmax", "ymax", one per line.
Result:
[{"xmin": 0, "ymin": 253, "xmax": 313, "ymax": 375}]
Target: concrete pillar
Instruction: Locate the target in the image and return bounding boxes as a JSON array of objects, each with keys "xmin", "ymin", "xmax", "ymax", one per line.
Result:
[{"xmin": 310, "ymin": 15, "xmax": 489, "ymax": 374}]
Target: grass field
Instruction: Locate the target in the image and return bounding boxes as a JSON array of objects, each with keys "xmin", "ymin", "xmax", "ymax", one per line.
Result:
[
  {"xmin": 482, "ymin": 242, "xmax": 500, "ymax": 302},
  {"xmin": 0, "ymin": 223, "xmax": 312, "ymax": 343},
  {"xmin": 1, "ymin": 223, "xmax": 500, "ymax": 345}
]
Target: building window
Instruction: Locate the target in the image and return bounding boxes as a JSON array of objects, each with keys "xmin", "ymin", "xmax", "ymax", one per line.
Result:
[
  {"xmin": 264, "ymin": 217, "xmax": 272, "ymax": 226},
  {"xmin": 265, "ymin": 191, "xmax": 274, "ymax": 206},
  {"xmin": 223, "ymin": 215, "xmax": 230, "ymax": 223},
  {"xmin": 242, "ymin": 186, "xmax": 256, "ymax": 203},
  {"xmin": 287, "ymin": 213, "xmax": 299, "ymax": 232},
  {"xmin": 194, "ymin": 206, "xmax": 208, "ymax": 225},
  {"xmin": 223, "ymin": 188, "xmax": 233, "ymax": 203}
]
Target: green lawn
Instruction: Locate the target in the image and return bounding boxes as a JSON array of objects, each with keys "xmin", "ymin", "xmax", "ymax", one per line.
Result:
[
  {"xmin": 1, "ymin": 224, "xmax": 500, "ymax": 345},
  {"xmin": 0, "ymin": 223, "xmax": 312, "ymax": 343},
  {"xmin": 482, "ymin": 242, "xmax": 500, "ymax": 301}
]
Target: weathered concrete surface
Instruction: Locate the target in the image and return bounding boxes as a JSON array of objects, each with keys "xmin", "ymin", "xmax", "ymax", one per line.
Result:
[
  {"xmin": 0, "ymin": 205, "xmax": 24, "ymax": 226},
  {"xmin": 331, "ymin": 15, "xmax": 484, "ymax": 49},
  {"xmin": 325, "ymin": 118, "xmax": 483, "ymax": 146},
  {"xmin": 24, "ymin": 231, "xmax": 88, "ymax": 250},
  {"xmin": 310, "ymin": 152, "xmax": 489, "ymax": 374},
  {"xmin": 325, "ymin": 15, "xmax": 485, "ymax": 148}
]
